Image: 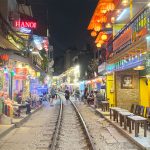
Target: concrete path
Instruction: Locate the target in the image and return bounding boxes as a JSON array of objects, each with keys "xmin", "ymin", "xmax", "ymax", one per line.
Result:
[{"xmin": 0, "ymin": 101, "xmax": 59, "ymax": 150}]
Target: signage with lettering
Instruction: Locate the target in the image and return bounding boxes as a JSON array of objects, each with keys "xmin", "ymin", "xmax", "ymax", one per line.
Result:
[
  {"xmin": 107, "ymin": 54, "xmax": 144, "ymax": 72},
  {"xmin": 113, "ymin": 28, "xmax": 132, "ymax": 52},
  {"xmin": 14, "ymin": 20, "xmax": 37, "ymax": 29},
  {"xmin": 15, "ymin": 68, "xmax": 28, "ymax": 75}
]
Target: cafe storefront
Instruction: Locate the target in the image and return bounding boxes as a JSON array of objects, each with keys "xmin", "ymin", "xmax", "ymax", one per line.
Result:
[{"xmin": 106, "ymin": 6, "xmax": 150, "ymax": 110}]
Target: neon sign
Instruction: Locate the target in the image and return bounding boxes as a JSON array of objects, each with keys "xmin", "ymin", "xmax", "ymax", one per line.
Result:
[
  {"xmin": 106, "ymin": 54, "xmax": 144, "ymax": 72},
  {"xmin": 14, "ymin": 20, "xmax": 37, "ymax": 29}
]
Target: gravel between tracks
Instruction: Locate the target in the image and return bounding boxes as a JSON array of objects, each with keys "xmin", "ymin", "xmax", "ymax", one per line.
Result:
[
  {"xmin": 76, "ymin": 102, "xmax": 140, "ymax": 150},
  {"xmin": 56, "ymin": 101, "xmax": 89, "ymax": 150}
]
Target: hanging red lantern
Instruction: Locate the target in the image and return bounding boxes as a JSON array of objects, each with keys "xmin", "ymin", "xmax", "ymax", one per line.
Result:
[
  {"xmin": 91, "ymin": 31, "xmax": 97, "ymax": 37},
  {"xmin": 111, "ymin": 17, "xmax": 115, "ymax": 23},
  {"xmin": 107, "ymin": 3, "xmax": 115, "ymax": 11},
  {"xmin": 98, "ymin": 40, "xmax": 104, "ymax": 44},
  {"xmin": 94, "ymin": 24, "xmax": 102, "ymax": 32},
  {"xmin": 96, "ymin": 43, "xmax": 101, "ymax": 48},
  {"xmin": 94, "ymin": 15, "xmax": 101, "ymax": 23},
  {"xmin": 98, "ymin": 3, "xmax": 107, "ymax": 14},
  {"xmin": 101, "ymin": 34, "xmax": 108, "ymax": 41},
  {"xmin": 4, "ymin": 55, "xmax": 7, "ymax": 61},
  {"xmin": 99, "ymin": 15, "xmax": 107, "ymax": 23},
  {"xmin": 1, "ymin": 55, "xmax": 4, "ymax": 60}
]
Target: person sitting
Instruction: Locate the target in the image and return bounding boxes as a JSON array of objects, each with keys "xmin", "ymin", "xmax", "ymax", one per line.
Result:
[
  {"xmin": 94, "ymin": 90, "xmax": 105, "ymax": 108},
  {"xmin": 74, "ymin": 89, "xmax": 80, "ymax": 101},
  {"xmin": 87, "ymin": 91, "xmax": 94, "ymax": 105}
]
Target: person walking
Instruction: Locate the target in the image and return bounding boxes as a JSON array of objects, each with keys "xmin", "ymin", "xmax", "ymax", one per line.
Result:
[
  {"xmin": 74, "ymin": 89, "xmax": 80, "ymax": 101},
  {"xmin": 50, "ymin": 87, "xmax": 56, "ymax": 105},
  {"xmin": 94, "ymin": 90, "xmax": 104, "ymax": 108},
  {"xmin": 83, "ymin": 87, "xmax": 88, "ymax": 104},
  {"xmin": 65, "ymin": 87, "xmax": 70, "ymax": 100}
]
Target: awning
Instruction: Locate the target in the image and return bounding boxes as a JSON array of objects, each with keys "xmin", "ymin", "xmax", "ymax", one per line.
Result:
[{"xmin": 0, "ymin": 34, "xmax": 20, "ymax": 51}]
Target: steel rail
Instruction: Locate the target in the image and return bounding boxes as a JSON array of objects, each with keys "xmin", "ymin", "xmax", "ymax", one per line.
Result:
[
  {"xmin": 49, "ymin": 94, "xmax": 63, "ymax": 150},
  {"xmin": 69, "ymin": 99, "xmax": 96, "ymax": 150},
  {"xmin": 49, "ymin": 93, "xmax": 96, "ymax": 150}
]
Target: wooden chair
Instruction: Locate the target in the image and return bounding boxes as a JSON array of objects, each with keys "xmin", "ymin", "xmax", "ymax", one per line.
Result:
[
  {"xmin": 138, "ymin": 105, "xmax": 145, "ymax": 117},
  {"xmin": 145, "ymin": 107, "xmax": 150, "ymax": 118},
  {"xmin": 145, "ymin": 107, "xmax": 150, "ymax": 128},
  {"xmin": 130, "ymin": 104, "xmax": 137, "ymax": 114}
]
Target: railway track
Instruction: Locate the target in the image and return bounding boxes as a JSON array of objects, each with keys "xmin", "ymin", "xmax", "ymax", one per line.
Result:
[{"xmin": 49, "ymin": 94, "xmax": 95, "ymax": 150}]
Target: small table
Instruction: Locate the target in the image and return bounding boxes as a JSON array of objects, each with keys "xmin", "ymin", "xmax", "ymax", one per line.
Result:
[
  {"xmin": 110, "ymin": 107, "xmax": 122, "ymax": 120},
  {"xmin": 101, "ymin": 101, "xmax": 109, "ymax": 112},
  {"xmin": 114, "ymin": 109, "xmax": 129, "ymax": 123},
  {"xmin": 118, "ymin": 111, "xmax": 134, "ymax": 130},
  {"xmin": 127, "ymin": 115, "xmax": 147, "ymax": 137}
]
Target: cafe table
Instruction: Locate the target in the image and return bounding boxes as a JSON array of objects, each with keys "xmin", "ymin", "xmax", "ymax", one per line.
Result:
[
  {"xmin": 127, "ymin": 115, "xmax": 147, "ymax": 137},
  {"xmin": 114, "ymin": 109, "xmax": 129, "ymax": 123},
  {"xmin": 101, "ymin": 101, "xmax": 109, "ymax": 112},
  {"xmin": 118, "ymin": 111, "xmax": 134, "ymax": 130},
  {"xmin": 109, "ymin": 107, "xmax": 128, "ymax": 121}
]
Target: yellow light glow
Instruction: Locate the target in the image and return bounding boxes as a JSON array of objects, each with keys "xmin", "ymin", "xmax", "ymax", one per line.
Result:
[
  {"xmin": 122, "ymin": 0, "xmax": 129, "ymax": 6},
  {"xmin": 96, "ymin": 43, "xmax": 101, "ymax": 48},
  {"xmin": 133, "ymin": 65, "xmax": 145, "ymax": 71}
]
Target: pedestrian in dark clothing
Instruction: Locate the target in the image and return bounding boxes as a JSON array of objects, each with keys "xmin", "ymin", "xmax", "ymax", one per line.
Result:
[
  {"xmin": 84, "ymin": 88, "xmax": 88, "ymax": 104},
  {"xmin": 16, "ymin": 90, "xmax": 23, "ymax": 104},
  {"xmin": 65, "ymin": 88, "xmax": 70, "ymax": 100}
]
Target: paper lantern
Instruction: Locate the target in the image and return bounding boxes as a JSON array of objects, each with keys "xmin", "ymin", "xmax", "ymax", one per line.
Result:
[
  {"xmin": 98, "ymin": 3, "xmax": 107, "ymax": 14},
  {"xmin": 94, "ymin": 24, "xmax": 102, "ymax": 32},
  {"xmin": 96, "ymin": 43, "xmax": 101, "ymax": 48},
  {"xmin": 111, "ymin": 17, "xmax": 115, "ymax": 23},
  {"xmin": 98, "ymin": 40, "xmax": 104, "ymax": 44},
  {"xmin": 99, "ymin": 15, "xmax": 107, "ymax": 23},
  {"xmin": 107, "ymin": 3, "xmax": 115, "ymax": 11},
  {"xmin": 101, "ymin": 0, "xmax": 113, "ymax": 2},
  {"xmin": 91, "ymin": 31, "xmax": 97, "ymax": 37},
  {"xmin": 94, "ymin": 16, "xmax": 101, "ymax": 23},
  {"xmin": 101, "ymin": 34, "xmax": 108, "ymax": 41}
]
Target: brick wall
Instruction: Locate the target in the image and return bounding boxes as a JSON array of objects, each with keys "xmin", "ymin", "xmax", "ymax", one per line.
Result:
[{"xmin": 115, "ymin": 69, "xmax": 139, "ymax": 110}]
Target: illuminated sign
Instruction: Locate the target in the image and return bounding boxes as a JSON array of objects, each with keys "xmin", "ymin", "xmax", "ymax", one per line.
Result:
[
  {"xmin": 19, "ymin": 27, "xmax": 32, "ymax": 34},
  {"xmin": 107, "ymin": 54, "xmax": 144, "ymax": 72},
  {"xmin": 14, "ymin": 20, "xmax": 37, "ymax": 29},
  {"xmin": 113, "ymin": 28, "xmax": 132, "ymax": 52}
]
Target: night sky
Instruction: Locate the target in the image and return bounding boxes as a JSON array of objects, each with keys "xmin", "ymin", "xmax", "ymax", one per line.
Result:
[{"xmin": 47, "ymin": 0, "xmax": 98, "ymax": 57}]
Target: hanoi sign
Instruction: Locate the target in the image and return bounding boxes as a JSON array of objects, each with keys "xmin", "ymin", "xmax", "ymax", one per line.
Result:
[{"xmin": 14, "ymin": 20, "xmax": 37, "ymax": 29}]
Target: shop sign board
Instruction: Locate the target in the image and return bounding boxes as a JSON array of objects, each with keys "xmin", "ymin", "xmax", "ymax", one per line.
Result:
[
  {"xmin": 14, "ymin": 75, "xmax": 27, "ymax": 80},
  {"xmin": 113, "ymin": 28, "xmax": 132, "ymax": 52},
  {"xmin": 112, "ymin": 7, "xmax": 149, "ymax": 54},
  {"xmin": 15, "ymin": 68, "xmax": 28, "ymax": 76},
  {"xmin": 106, "ymin": 54, "xmax": 144, "ymax": 72},
  {"xmin": 14, "ymin": 20, "xmax": 37, "ymax": 29},
  {"xmin": 98, "ymin": 62, "xmax": 106, "ymax": 73}
]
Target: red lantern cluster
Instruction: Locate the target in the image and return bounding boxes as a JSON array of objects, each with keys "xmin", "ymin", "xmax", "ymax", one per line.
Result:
[{"xmin": 0, "ymin": 54, "xmax": 9, "ymax": 61}]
